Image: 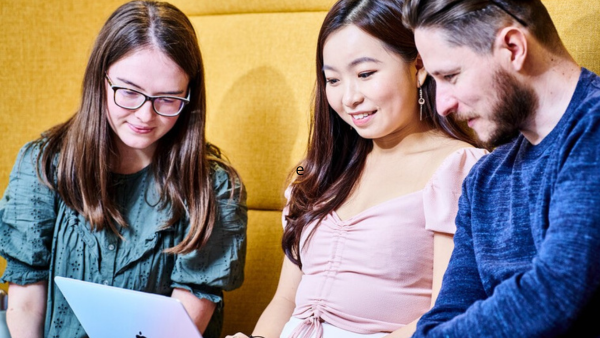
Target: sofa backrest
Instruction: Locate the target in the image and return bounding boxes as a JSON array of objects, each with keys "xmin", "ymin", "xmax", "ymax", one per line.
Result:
[{"xmin": 0, "ymin": 1, "xmax": 598, "ymax": 337}]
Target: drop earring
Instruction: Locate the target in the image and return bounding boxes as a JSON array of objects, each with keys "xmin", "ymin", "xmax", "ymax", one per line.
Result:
[{"xmin": 417, "ymin": 79, "xmax": 425, "ymax": 121}]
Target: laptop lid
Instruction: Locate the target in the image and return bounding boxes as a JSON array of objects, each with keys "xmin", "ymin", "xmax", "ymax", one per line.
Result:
[{"xmin": 54, "ymin": 276, "xmax": 203, "ymax": 338}]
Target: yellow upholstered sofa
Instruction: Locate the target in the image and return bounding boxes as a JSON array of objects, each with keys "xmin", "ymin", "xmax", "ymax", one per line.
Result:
[{"xmin": 0, "ymin": 1, "xmax": 598, "ymax": 337}]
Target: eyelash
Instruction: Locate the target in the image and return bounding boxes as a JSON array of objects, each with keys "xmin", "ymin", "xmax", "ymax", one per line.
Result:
[
  {"xmin": 443, "ymin": 73, "xmax": 457, "ymax": 81},
  {"xmin": 325, "ymin": 70, "xmax": 376, "ymax": 85},
  {"xmin": 359, "ymin": 71, "xmax": 375, "ymax": 79}
]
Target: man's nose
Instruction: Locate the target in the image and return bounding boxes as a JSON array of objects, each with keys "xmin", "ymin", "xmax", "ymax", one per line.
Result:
[{"xmin": 436, "ymin": 85, "xmax": 458, "ymax": 117}]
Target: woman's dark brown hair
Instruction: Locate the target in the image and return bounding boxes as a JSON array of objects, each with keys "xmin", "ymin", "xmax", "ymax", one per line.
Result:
[
  {"xmin": 31, "ymin": 1, "xmax": 240, "ymax": 254},
  {"xmin": 282, "ymin": 0, "xmax": 479, "ymax": 267}
]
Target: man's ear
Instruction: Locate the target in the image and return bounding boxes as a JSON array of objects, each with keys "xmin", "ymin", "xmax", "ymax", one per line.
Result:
[
  {"xmin": 415, "ymin": 55, "xmax": 428, "ymax": 87},
  {"xmin": 494, "ymin": 26, "xmax": 528, "ymax": 71}
]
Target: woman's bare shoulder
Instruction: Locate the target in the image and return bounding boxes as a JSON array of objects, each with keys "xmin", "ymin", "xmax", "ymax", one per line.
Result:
[{"xmin": 424, "ymin": 131, "xmax": 476, "ymax": 155}]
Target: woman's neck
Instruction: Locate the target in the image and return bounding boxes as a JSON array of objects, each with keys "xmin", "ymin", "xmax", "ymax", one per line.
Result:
[
  {"xmin": 113, "ymin": 141, "xmax": 156, "ymax": 174},
  {"xmin": 370, "ymin": 123, "xmax": 436, "ymax": 157}
]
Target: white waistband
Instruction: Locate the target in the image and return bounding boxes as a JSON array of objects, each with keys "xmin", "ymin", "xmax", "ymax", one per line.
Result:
[{"xmin": 281, "ymin": 316, "xmax": 387, "ymax": 338}]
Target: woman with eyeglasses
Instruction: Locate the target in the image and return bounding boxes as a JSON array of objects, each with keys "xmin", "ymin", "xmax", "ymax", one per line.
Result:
[
  {"xmin": 0, "ymin": 1, "xmax": 247, "ymax": 338},
  {"xmin": 226, "ymin": 0, "xmax": 488, "ymax": 338}
]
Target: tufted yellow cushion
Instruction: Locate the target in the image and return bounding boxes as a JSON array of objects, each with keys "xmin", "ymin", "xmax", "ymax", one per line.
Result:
[
  {"xmin": 192, "ymin": 11, "xmax": 326, "ymax": 210},
  {"xmin": 545, "ymin": 0, "xmax": 600, "ymax": 73},
  {"xmin": 171, "ymin": 0, "xmax": 336, "ymax": 15},
  {"xmin": 189, "ymin": 9, "xmax": 329, "ymax": 335}
]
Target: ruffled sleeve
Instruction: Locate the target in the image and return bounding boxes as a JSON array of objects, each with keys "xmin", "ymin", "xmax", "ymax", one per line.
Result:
[
  {"xmin": 170, "ymin": 164, "xmax": 248, "ymax": 303},
  {"xmin": 423, "ymin": 148, "xmax": 488, "ymax": 234},
  {"xmin": 0, "ymin": 142, "xmax": 56, "ymax": 285}
]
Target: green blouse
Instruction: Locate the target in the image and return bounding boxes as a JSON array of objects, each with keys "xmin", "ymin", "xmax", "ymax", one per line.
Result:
[{"xmin": 0, "ymin": 143, "xmax": 248, "ymax": 338}]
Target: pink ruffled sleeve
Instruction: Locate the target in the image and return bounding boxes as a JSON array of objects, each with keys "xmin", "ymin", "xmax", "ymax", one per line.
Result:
[{"xmin": 423, "ymin": 147, "xmax": 488, "ymax": 234}]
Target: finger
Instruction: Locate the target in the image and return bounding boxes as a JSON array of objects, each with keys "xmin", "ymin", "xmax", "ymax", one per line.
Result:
[{"xmin": 225, "ymin": 333, "xmax": 248, "ymax": 338}]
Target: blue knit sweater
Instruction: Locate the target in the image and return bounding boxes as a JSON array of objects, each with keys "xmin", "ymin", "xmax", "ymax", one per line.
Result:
[{"xmin": 413, "ymin": 68, "xmax": 600, "ymax": 338}]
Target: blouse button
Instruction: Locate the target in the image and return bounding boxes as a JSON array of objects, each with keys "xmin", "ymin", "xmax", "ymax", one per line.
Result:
[{"xmin": 108, "ymin": 244, "xmax": 115, "ymax": 251}]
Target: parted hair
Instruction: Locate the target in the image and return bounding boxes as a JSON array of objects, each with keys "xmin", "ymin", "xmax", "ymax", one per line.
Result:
[
  {"xmin": 281, "ymin": 0, "xmax": 478, "ymax": 267},
  {"xmin": 401, "ymin": 0, "xmax": 565, "ymax": 54},
  {"xmin": 31, "ymin": 0, "xmax": 240, "ymax": 254}
]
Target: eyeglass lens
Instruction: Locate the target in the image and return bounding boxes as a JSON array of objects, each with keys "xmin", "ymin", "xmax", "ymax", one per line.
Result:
[{"xmin": 115, "ymin": 88, "xmax": 185, "ymax": 116}]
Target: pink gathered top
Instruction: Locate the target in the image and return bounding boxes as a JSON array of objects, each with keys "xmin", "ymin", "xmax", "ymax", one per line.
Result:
[{"xmin": 285, "ymin": 148, "xmax": 488, "ymax": 338}]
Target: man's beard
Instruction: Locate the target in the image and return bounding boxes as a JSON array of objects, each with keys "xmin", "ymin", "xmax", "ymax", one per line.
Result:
[{"xmin": 483, "ymin": 69, "xmax": 539, "ymax": 148}]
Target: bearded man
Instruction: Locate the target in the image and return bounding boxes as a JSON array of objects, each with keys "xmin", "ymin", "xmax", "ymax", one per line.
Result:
[{"xmin": 402, "ymin": 1, "xmax": 600, "ymax": 337}]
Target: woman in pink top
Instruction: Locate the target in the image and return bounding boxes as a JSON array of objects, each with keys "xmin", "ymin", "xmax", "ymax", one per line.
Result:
[{"xmin": 227, "ymin": 0, "xmax": 488, "ymax": 337}]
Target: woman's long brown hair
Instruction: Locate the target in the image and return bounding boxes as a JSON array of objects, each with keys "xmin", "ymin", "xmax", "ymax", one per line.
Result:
[
  {"xmin": 282, "ymin": 0, "xmax": 481, "ymax": 267},
  {"xmin": 31, "ymin": 1, "xmax": 240, "ymax": 255}
]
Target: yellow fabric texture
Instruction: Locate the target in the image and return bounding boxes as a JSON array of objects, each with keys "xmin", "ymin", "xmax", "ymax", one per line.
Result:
[
  {"xmin": 173, "ymin": 0, "xmax": 337, "ymax": 15},
  {"xmin": 0, "ymin": 0, "xmax": 599, "ymax": 337},
  {"xmin": 544, "ymin": 0, "xmax": 600, "ymax": 72}
]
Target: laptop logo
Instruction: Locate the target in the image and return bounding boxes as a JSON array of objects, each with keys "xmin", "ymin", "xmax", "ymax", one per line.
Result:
[{"xmin": 136, "ymin": 332, "xmax": 147, "ymax": 338}]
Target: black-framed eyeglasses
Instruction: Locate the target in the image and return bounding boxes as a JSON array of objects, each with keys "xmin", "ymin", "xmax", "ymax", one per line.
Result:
[
  {"xmin": 105, "ymin": 73, "xmax": 190, "ymax": 117},
  {"xmin": 437, "ymin": 0, "xmax": 528, "ymax": 27}
]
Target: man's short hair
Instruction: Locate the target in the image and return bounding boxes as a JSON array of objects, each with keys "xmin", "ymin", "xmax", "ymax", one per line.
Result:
[{"xmin": 402, "ymin": 0, "xmax": 565, "ymax": 54}]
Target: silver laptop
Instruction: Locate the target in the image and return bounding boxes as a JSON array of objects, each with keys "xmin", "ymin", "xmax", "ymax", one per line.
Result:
[{"xmin": 54, "ymin": 276, "xmax": 202, "ymax": 338}]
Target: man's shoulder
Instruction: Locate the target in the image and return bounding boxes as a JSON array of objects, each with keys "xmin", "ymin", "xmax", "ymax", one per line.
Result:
[
  {"xmin": 572, "ymin": 68, "xmax": 600, "ymax": 116},
  {"xmin": 583, "ymin": 67, "xmax": 600, "ymax": 90},
  {"xmin": 561, "ymin": 69, "xmax": 600, "ymax": 139}
]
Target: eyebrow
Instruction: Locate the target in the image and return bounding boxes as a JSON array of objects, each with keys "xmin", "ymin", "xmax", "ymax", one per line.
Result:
[
  {"xmin": 115, "ymin": 76, "xmax": 185, "ymax": 96},
  {"xmin": 322, "ymin": 56, "xmax": 382, "ymax": 71},
  {"xmin": 429, "ymin": 67, "xmax": 460, "ymax": 77}
]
